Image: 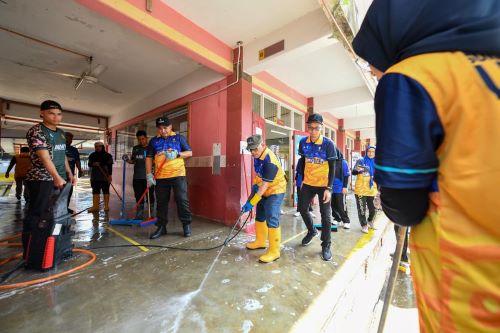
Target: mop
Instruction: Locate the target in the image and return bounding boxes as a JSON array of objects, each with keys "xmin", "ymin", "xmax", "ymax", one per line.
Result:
[
  {"xmin": 314, "ymin": 223, "xmax": 338, "ymax": 232},
  {"xmin": 109, "ymin": 155, "xmax": 143, "ymax": 225}
]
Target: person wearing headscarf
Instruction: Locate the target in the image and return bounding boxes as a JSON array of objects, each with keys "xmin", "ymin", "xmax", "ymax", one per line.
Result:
[
  {"xmin": 353, "ymin": 1, "xmax": 500, "ymax": 331},
  {"xmin": 352, "ymin": 146, "xmax": 377, "ymax": 233}
]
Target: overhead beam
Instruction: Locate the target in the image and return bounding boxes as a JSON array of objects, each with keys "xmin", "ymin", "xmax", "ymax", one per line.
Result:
[
  {"xmin": 315, "ymin": 86, "xmax": 372, "ymax": 111},
  {"xmin": 244, "ymin": 8, "xmax": 332, "ymax": 74},
  {"xmin": 77, "ymin": 0, "xmax": 233, "ymax": 75},
  {"xmin": 360, "ymin": 128, "xmax": 376, "ymax": 140},
  {"xmin": 343, "ymin": 114, "xmax": 375, "ymax": 130}
]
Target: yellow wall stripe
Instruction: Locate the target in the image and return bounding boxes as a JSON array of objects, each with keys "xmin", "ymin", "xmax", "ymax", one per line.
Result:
[
  {"xmin": 101, "ymin": 0, "xmax": 233, "ymax": 72},
  {"xmin": 253, "ymin": 77, "xmax": 308, "ymax": 112}
]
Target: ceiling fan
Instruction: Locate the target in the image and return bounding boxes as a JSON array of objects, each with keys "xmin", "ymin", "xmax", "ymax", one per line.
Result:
[{"xmin": 15, "ymin": 56, "xmax": 122, "ymax": 94}]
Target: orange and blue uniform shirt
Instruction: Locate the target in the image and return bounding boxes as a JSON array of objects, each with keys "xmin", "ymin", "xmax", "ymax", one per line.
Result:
[
  {"xmin": 375, "ymin": 52, "xmax": 500, "ymax": 333},
  {"xmin": 253, "ymin": 147, "xmax": 287, "ymax": 197},
  {"xmin": 299, "ymin": 135, "xmax": 336, "ymax": 188},
  {"xmin": 147, "ymin": 131, "xmax": 191, "ymax": 179}
]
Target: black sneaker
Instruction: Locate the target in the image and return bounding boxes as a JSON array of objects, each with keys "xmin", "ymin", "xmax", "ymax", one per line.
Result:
[
  {"xmin": 183, "ymin": 224, "xmax": 192, "ymax": 237},
  {"xmin": 301, "ymin": 230, "xmax": 318, "ymax": 246},
  {"xmin": 321, "ymin": 246, "xmax": 332, "ymax": 261}
]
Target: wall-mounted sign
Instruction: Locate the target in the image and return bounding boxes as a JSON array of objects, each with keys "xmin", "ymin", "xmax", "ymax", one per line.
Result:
[{"xmin": 258, "ymin": 40, "xmax": 285, "ymax": 61}]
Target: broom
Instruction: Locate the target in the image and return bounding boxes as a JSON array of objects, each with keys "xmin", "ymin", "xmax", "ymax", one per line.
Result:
[{"xmin": 109, "ymin": 155, "xmax": 143, "ymax": 225}]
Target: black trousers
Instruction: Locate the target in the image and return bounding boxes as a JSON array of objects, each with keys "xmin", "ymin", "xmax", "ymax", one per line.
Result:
[
  {"xmin": 155, "ymin": 176, "xmax": 191, "ymax": 227},
  {"xmin": 133, "ymin": 179, "xmax": 155, "ymax": 205},
  {"xmin": 67, "ymin": 185, "xmax": 73, "ymax": 209},
  {"xmin": 296, "ymin": 186, "xmax": 313, "ymax": 212},
  {"xmin": 355, "ymin": 195, "xmax": 375, "ymax": 227},
  {"xmin": 91, "ymin": 181, "xmax": 110, "ymax": 194},
  {"xmin": 331, "ymin": 193, "xmax": 350, "ymax": 224},
  {"xmin": 298, "ymin": 184, "xmax": 332, "ymax": 246},
  {"xmin": 23, "ymin": 181, "xmax": 55, "ymax": 255}
]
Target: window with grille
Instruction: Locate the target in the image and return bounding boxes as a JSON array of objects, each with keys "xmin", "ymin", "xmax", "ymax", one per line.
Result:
[
  {"xmin": 263, "ymin": 97, "xmax": 278, "ymax": 121},
  {"xmin": 293, "ymin": 112, "xmax": 304, "ymax": 131},
  {"xmin": 280, "ymin": 106, "xmax": 292, "ymax": 127},
  {"xmin": 346, "ymin": 137, "xmax": 354, "ymax": 150},
  {"xmin": 252, "ymin": 92, "xmax": 262, "ymax": 116}
]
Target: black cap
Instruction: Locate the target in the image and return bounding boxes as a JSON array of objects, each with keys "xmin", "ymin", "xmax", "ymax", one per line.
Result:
[
  {"xmin": 156, "ymin": 116, "xmax": 171, "ymax": 127},
  {"xmin": 40, "ymin": 100, "xmax": 62, "ymax": 111},
  {"xmin": 246, "ymin": 134, "xmax": 263, "ymax": 150},
  {"xmin": 306, "ymin": 113, "xmax": 323, "ymax": 124}
]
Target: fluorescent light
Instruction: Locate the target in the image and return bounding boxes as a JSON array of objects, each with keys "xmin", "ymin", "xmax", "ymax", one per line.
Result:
[{"xmin": 270, "ymin": 130, "xmax": 287, "ymax": 136}]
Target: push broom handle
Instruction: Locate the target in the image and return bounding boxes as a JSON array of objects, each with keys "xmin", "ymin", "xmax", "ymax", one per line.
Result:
[
  {"xmin": 95, "ymin": 164, "xmax": 123, "ymax": 202},
  {"xmin": 128, "ymin": 156, "xmax": 168, "ymax": 216},
  {"xmin": 120, "ymin": 159, "xmax": 126, "ymax": 217},
  {"xmin": 377, "ymin": 225, "xmax": 407, "ymax": 333},
  {"xmin": 147, "ymin": 190, "xmax": 152, "ymax": 219}
]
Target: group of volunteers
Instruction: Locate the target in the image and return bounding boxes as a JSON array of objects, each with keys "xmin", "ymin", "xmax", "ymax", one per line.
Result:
[
  {"xmin": 242, "ymin": 113, "xmax": 378, "ymax": 263},
  {"xmin": 17, "ymin": 101, "xmax": 193, "ymax": 260},
  {"xmin": 11, "ymin": 1, "xmax": 498, "ymax": 330},
  {"xmin": 17, "ymin": 100, "xmax": 377, "ymax": 264}
]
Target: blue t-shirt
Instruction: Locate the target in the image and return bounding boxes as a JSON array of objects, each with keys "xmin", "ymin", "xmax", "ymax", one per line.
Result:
[
  {"xmin": 146, "ymin": 132, "xmax": 191, "ymax": 179},
  {"xmin": 333, "ymin": 159, "xmax": 350, "ymax": 193},
  {"xmin": 298, "ymin": 135, "xmax": 337, "ymax": 188},
  {"xmin": 66, "ymin": 145, "xmax": 80, "ymax": 174}
]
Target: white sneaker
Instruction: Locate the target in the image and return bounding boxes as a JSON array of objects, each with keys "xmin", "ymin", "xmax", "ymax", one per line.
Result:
[
  {"xmin": 293, "ymin": 211, "xmax": 301, "ymax": 217},
  {"xmin": 368, "ymin": 221, "xmax": 376, "ymax": 229},
  {"xmin": 280, "ymin": 210, "xmax": 285, "ymax": 215},
  {"xmin": 361, "ymin": 225, "xmax": 369, "ymax": 234},
  {"xmin": 310, "ymin": 212, "xmax": 316, "ymax": 218},
  {"xmin": 332, "ymin": 220, "xmax": 338, "ymax": 226},
  {"xmin": 343, "ymin": 223, "xmax": 351, "ymax": 229}
]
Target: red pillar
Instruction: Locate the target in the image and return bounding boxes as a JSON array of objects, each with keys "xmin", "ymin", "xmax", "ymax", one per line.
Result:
[
  {"xmin": 224, "ymin": 50, "xmax": 253, "ymax": 225},
  {"xmin": 354, "ymin": 130, "xmax": 362, "ymax": 153},
  {"xmin": 307, "ymin": 97, "xmax": 314, "ymax": 117},
  {"xmin": 336, "ymin": 119, "xmax": 346, "ymax": 153}
]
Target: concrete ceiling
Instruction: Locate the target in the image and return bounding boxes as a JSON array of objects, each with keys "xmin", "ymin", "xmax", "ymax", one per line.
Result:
[
  {"xmin": 0, "ymin": 0, "xmax": 206, "ymax": 117},
  {"xmin": 0, "ymin": 0, "xmax": 375, "ymax": 139},
  {"xmin": 164, "ymin": 0, "xmax": 320, "ymax": 45},
  {"xmin": 266, "ymin": 41, "xmax": 365, "ymax": 97}
]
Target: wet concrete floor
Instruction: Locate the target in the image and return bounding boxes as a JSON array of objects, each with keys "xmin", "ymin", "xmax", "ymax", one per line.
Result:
[{"xmin": 0, "ymin": 179, "xmax": 416, "ymax": 332}]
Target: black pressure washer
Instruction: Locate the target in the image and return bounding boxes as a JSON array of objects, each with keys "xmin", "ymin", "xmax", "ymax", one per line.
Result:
[{"xmin": 25, "ymin": 184, "xmax": 74, "ymax": 271}]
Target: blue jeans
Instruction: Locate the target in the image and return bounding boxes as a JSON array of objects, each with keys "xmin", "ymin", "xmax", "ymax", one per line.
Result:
[{"xmin": 255, "ymin": 193, "xmax": 285, "ymax": 228}]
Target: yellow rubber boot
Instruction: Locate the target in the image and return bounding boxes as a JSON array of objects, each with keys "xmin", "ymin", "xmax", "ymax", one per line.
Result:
[
  {"xmin": 104, "ymin": 194, "xmax": 110, "ymax": 211},
  {"xmin": 259, "ymin": 227, "xmax": 281, "ymax": 263},
  {"xmin": 87, "ymin": 194, "xmax": 100, "ymax": 213},
  {"xmin": 246, "ymin": 221, "xmax": 268, "ymax": 250}
]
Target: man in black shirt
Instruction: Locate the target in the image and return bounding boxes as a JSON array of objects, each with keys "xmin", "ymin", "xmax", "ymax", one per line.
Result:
[
  {"xmin": 127, "ymin": 130, "xmax": 154, "ymax": 219},
  {"xmin": 87, "ymin": 142, "xmax": 113, "ymax": 213}
]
